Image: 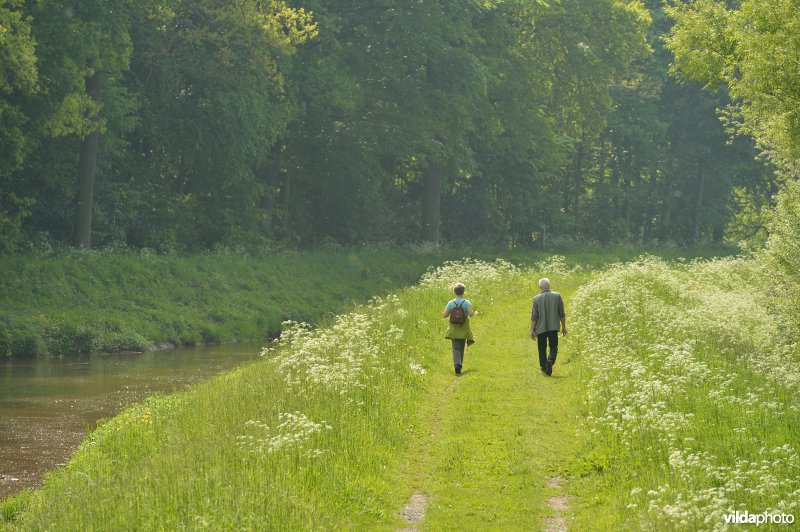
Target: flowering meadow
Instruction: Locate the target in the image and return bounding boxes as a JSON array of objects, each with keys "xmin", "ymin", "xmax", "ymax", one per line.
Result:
[{"xmin": 570, "ymin": 256, "xmax": 800, "ymax": 530}]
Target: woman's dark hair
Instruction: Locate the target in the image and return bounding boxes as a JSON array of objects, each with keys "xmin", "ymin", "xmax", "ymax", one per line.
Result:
[{"xmin": 454, "ymin": 283, "xmax": 465, "ymax": 296}]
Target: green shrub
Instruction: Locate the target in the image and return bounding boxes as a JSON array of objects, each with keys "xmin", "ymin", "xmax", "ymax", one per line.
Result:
[
  {"xmin": 0, "ymin": 488, "xmax": 32, "ymax": 524},
  {"xmin": 0, "ymin": 324, "xmax": 10, "ymax": 357},
  {"xmin": 764, "ymin": 179, "xmax": 800, "ymax": 337},
  {"xmin": 44, "ymin": 323, "xmax": 94, "ymax": 355},
  {"xmin": 10, "ymin": 328, "xmax": 47, "ymax": 357},
  {"xmin": 91, "ymin": 329, "xmax": 151, "ymax": 353},
  {"xmin": 199, "ymin": 325, "xmax": 221, "ymax": 344}
]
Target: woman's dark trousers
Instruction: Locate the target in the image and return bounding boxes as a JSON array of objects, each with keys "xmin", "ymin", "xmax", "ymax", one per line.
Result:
[{"xmin": 452, "ymin": 339, "xmax": 466, "ymax": 374}]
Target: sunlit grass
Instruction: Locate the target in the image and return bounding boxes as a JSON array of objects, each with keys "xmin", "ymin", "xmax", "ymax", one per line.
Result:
[
  {"xmin": 4, "ymin": 251, "xmax": 785, "ymax": 530},
  {"xmin": 417, "ymin": 262, "xmax": 592, "ymax": 530}
]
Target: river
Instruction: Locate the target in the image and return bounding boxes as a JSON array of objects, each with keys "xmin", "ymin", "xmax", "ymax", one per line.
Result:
[{"xmin": 0, "ymin": 342, "xmax": 262, "ymax": 499}]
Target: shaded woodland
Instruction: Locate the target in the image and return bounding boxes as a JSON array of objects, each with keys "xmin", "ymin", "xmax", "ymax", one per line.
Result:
[{"xmin": 0, "ymin": 0, "xmax": 779, "ymax": 252}]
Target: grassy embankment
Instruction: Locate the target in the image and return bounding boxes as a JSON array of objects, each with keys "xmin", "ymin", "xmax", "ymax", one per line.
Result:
[
  {"xmin": 0, "ymin": 245, "xmax": 727, "ymax": 358},
  {"xmin": 0, "ymin": 248, "xmax": 466, "ymax": 357}
]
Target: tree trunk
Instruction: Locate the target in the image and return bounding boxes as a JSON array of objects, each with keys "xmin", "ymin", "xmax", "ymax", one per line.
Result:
[
  {"xmin": 692, "ymin": 162, "xmax": 705, "ymax": 244},
  {"xmin": 712, "ymin": 225, "xmax": 724, "ymax": 242},
  {"xmin": 176, "ymin": 153, "xmax": 186, "ymax": 195},
  {"xmin": 421, "ymin": 161, "xmax": 443, "ymax": 243},
  {"xmin": 261, "ymin": 172, "xmax": 276, "ymax": 235},
  {"xmin": 572, "ymin": 135, "xmax": 586, "ymax": 227},
  {"xmin": 73, "ymin": 71, "xmax": 102, "ymax": 249},
  {"xmin": 597, "ymin": 135, "xmax": 608, "ymax": 191},
  {"xmin": 281, "ymin": 168, "xmax": 291, "ymax": 234},
  {"xmin": 561, "ymin": 168, "xmax": 571, "ymax": 214},
  {"xmin": 621, "ymin": 149, "xmax": 633, "ymax": 237},
  {"xmin": 644, "ymin": 165, "xmax": 657, "ymax": 240},
  {"xmin": 623, "ymin": 186, "xmax": 631, "ymax": 235},
  {"xmin": 610, "ymin": 148, "xmax": 621, "ymax": 214},
  {"xmin": 660, "ymin": 176, "xmax": 673, "ymax": 242},
  {"xmin": 261, "ymin": 148, "xmax": 281, "ymax": 235}
]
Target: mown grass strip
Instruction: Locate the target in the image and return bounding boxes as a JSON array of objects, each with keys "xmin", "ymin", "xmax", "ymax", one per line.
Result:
[{"xmin": 406, "ymin": 269, "xmax": 591, "ymax": 530}]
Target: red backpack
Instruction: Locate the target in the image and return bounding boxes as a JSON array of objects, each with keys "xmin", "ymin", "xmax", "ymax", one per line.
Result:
[{"xmin": 449, "ymin": 301, "xmax": 467, "ymax": 324}]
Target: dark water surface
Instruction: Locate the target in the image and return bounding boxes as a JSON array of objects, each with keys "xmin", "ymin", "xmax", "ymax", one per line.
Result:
[{"xmin": 0, "ymin": 343, "xmax": 262, "ymax": 499}]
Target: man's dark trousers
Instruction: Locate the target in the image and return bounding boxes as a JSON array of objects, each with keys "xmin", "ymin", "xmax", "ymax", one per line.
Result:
[{"xmin": 537, "ymin": 330, "xmax": 558, "ymax": 370}]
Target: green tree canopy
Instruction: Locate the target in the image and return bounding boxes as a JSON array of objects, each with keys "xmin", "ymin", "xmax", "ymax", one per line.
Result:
[{"xmin": 0, "ymin": 0, "xmax": 780, "ymax": 252}]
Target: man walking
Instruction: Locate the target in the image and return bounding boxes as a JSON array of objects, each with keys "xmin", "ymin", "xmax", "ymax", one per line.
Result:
[{"xmin": 530, "ymin": 278, "xmax": 567, "ymax": 376}]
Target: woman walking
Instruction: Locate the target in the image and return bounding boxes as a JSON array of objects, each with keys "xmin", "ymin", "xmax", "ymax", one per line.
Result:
[{"xmin": 443, "ymin": 282, "xmax": 476, "ymax": 375}]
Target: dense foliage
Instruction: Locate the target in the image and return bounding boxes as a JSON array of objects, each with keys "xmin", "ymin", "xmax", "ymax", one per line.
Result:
[
  {"xmin": 667, "ymin": 0, "xmax": 800, "ymax": 338},
  {"xmin": 0, "ymin": 0, "xmax": 775, "ymax": 252}
]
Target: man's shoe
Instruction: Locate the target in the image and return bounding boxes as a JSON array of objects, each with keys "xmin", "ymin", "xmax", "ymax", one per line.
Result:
[
  {"xmin": 545, "ymin": 360, "xmax": 553, "ymax": 376},
  {"xmin": 455, "ymin": 364, "xmax": 462, "ymax": 375}
]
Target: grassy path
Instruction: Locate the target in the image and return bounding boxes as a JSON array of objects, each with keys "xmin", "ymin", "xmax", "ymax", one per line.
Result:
[{"xmin": 400, "ymin": 274, "xmax": 587, "ymax": 530}]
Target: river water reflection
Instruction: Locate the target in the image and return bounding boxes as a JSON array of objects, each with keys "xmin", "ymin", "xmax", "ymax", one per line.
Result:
[{"xmin": 0, "ymin": 342, "xmax": 262, "ymax": 499}]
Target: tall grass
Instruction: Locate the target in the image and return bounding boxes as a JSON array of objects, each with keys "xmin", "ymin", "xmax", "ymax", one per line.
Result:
[
  {"xmin": 0, "ymin": 259, "xmax": 522, "ymax": 529},
  {"xmin": 0, "ymin": 248, "xmax": 462, "ymax": 357},
  {"xmin": 570, "ymin": 256, "xmax": 800, "ymax": 530}
]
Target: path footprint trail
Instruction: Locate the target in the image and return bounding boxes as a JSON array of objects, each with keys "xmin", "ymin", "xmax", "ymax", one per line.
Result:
[
  {"xmin": 398, "ymin": 347, "xmax": 464, "ymax": 531},
  {"xmin": 399, "ymin": 491, "xmax": 428, "ymax": 530},
  {"xmin": 543, "ymin": 476, "xmax": 572, "ymax": 531}
]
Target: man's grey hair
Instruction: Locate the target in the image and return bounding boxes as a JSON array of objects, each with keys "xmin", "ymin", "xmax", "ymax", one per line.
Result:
[{"xmin": 538, "ymin": 278, "xmax": 551, "ymax": 290}]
